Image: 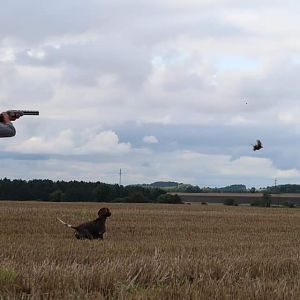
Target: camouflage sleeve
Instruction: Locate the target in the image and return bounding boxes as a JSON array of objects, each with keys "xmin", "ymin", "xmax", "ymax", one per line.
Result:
[{"xmin": 0, "ymin": 122, "xmax": 16, "ymax": 137}]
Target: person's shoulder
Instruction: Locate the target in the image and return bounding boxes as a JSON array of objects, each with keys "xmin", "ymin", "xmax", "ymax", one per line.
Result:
[{"xmin": 0, "ymin": 122, "xmax": 16, "ymax": 137}]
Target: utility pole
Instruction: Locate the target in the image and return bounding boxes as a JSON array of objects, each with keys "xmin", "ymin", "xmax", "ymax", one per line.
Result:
[
  {"xmin": 275, "ymin": 178, "xmax": 277, "ymax": 187},
  {"xmin": 119, "ymin": 168, "xmax": 122, "ymax": 186}
]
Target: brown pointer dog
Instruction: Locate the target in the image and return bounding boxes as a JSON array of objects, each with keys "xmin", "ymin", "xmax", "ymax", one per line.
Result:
[{"xmin": 57, "ymin": 208, "xmax": 111, "ymax": 240}]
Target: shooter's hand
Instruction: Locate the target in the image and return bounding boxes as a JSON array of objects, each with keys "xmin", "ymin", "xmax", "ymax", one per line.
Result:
[
  {"xmin": 9, "ymin": 112, "xmax": 22, "ymax": 121},
  {"xmin": 1, "ymin": 112, "xmax": 11, "ymax": 124}
]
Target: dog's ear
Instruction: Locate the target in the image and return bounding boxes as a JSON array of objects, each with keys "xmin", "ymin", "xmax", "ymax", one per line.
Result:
[{"xmin": 97, "ymin": 208, "xmax": 104, "ymax": 216}]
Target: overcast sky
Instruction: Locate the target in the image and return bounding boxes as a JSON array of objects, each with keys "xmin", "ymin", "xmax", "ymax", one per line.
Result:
[{"xmin": 1, "ymin": 0, "xmax": 300, "ymax": 187}]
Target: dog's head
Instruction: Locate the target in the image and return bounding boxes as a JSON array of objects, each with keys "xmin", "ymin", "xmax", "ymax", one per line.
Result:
[{"xmin": 97, "ymin": 207, "xmax": 111, "ymax": 218}]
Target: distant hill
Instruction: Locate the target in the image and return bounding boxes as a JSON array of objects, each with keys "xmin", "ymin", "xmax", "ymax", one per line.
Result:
[
  {"xmin": 138, "ymin": 181, "xmax": 202, "ymax": 193},
  {"xmin": 150, "ymin": 181, "xmax": 179, "ymax": 188},
  {"xmin": 220, "ymin": 184, "xmax": 247, "ymax": 192},
  {"xmin": 137, "ymin": 182, "xmax": 268, "ymax": 193},
  {"xmin": 202, "ymin": 184, "xmax": 247, "ymax": 193},
  {"xmin": 138, "ymin": 182, "xmax": 250, "ymax": 193}
]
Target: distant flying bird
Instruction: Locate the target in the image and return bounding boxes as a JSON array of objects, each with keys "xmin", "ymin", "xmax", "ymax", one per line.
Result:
[{"xmin": 252, "ymin": 139, "xmax": 263, "ymax": 151}]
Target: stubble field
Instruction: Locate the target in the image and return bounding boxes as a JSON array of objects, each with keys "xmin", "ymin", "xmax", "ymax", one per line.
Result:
[{"xmin": 1, "ymin": 201, "xmax": 300, "ymax": 299}]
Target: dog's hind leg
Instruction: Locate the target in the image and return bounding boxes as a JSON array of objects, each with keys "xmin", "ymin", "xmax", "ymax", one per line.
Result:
[{"xmin": 75, "ymin": 229, "xmax": 93, "ymax": 240}]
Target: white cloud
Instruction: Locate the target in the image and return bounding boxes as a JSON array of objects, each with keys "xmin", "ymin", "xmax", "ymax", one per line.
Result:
[
  {"xmin": 276, "ymin": 169, "xmax": 300, "ymax": 178},
  {"xmin": 142, "ymin": 135, "xmax": 159, "ymax": 144},
  {"xmin": 6, "ymin": 129, "xmax": 131, "ymax": 155},
  {"xmin": 78, "ymin": 130, "xmax": 131, "ymax": 154},
  {"xmin": 1, "ymin": 0, "xmax": 300, "ymax": 186},
  {"xmin": 7, "ymin": 129, "xmax": 74, "ymax": 154}
]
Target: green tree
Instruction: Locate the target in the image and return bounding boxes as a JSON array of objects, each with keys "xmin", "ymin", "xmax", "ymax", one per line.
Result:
[
  {"xmin": 95, "ymin": 184, "xmax": 112, "ymax": 202},
  {"xmin": 49, "ymin": 190, "xmax": 65, "ymax": 202},
  {"xmin": 156, "ymin": 194, "xmax": 183, "ymax": 204},
  {"xmin": 129, "ymin": 192, "xmax": 147, "ymax": 203}
]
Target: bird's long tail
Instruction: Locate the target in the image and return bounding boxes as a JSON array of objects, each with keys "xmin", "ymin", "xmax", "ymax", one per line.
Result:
[{"xmin": 57, "ymin": 217, "xmax": 76, "ymax": 229}]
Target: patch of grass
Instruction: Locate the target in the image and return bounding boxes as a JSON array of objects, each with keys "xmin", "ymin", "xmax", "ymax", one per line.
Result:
[{"xmin": 0, "ymin": 268, "xmax": 17, "ymax": 286}]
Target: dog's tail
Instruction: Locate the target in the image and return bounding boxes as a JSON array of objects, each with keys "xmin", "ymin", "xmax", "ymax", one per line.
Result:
[{"xmin": 57, "ymin": 217, "xmax": 76, "ymax": 229}]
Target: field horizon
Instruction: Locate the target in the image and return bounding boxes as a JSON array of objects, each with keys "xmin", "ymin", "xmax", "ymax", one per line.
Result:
[{"xmin": 1, "ymin": 201, "xmax": 300, "ymax": 299}]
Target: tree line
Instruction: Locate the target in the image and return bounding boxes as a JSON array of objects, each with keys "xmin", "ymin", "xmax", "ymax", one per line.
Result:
[
  {"xmin": 142, "ymin": 182, "xmax": 249, "ymax": 193},
  {"xmin": 266, "ymin": 184, "xmax": 300, "ymax": 193},
  {"xmin": 0, "ymin": 178, "xmax": 183, "ymax": 204}
]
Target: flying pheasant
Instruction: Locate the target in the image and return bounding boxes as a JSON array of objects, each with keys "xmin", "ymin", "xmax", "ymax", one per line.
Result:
[{"xmin": 253, "ymin": 139, "xmax": 263, "ymax": 151}]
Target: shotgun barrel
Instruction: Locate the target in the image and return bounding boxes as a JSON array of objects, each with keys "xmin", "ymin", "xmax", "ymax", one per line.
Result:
[{"xmin": 0, "ymin": 110, "xmax": 39, "ymax": 122}]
